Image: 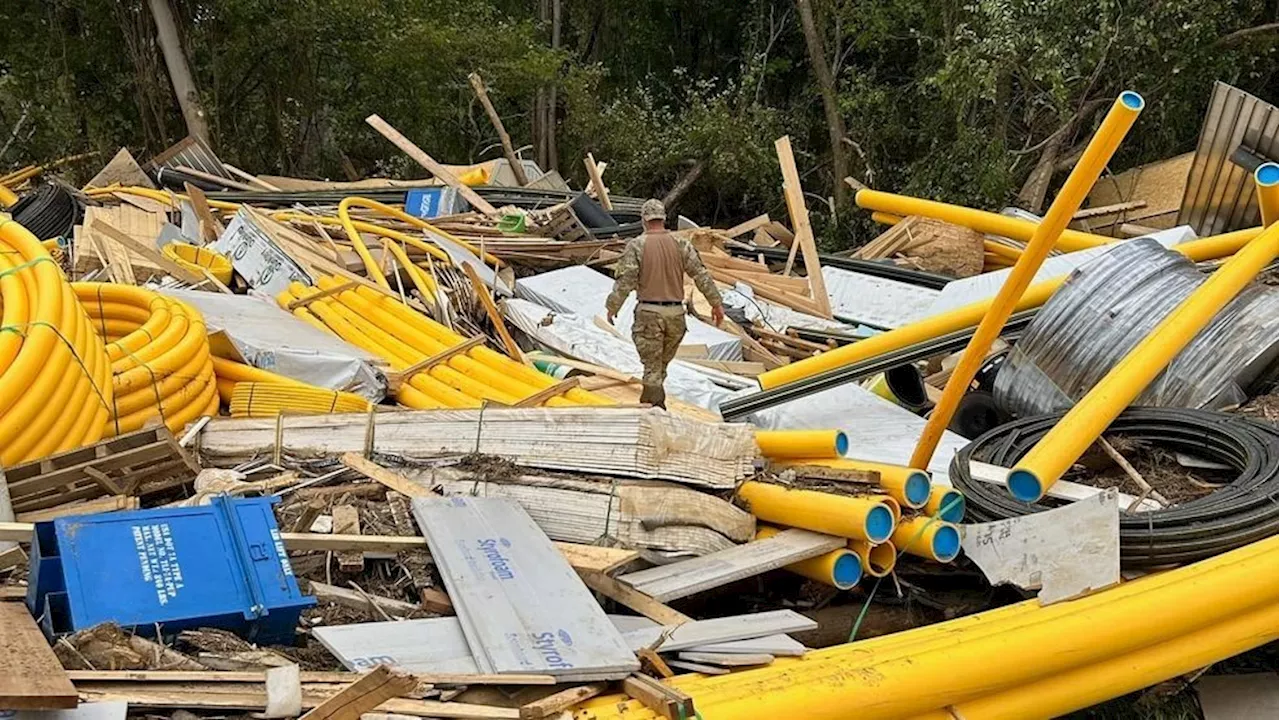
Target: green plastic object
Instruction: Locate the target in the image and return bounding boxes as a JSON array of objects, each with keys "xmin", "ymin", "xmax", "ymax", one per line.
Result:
[{"xmin": 498, "ymin": 214, "xmax": 527, "ymax": 234}]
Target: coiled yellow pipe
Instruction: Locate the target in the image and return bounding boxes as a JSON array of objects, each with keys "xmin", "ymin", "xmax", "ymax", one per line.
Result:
[
  {"xmin": 0, "ymin": 219, "xmax": 113, "ymax": 464},
  {"xmin": 75, "ymin": 283, "xmax": 218, "ymax": 435},
  {"xmin": 162, "ymin": 242, "xmax": 233, "ymax": 285},
  {"xmin": 230, "ymin": 382, "xmax": 369, "ymax": 417}
]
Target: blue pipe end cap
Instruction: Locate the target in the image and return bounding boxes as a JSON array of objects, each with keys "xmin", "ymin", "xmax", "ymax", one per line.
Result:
[
  {"xmin": 831, "ymin": 552, "xmax": 863, "ymax": 590},
  {"xmin": 1120, "ymin": 91, "xmax": 1144, "ymax": 111},
  {"xmin": 932, "ymin": 525, "xmax": 961, "ymax": 562},
  {"xmin": 834, "ymin": 431, "xmax": 849, "ymax": 456},
  {"xmin": 1007, "ymin": 469, "xmax": 1043, "ymax": 503},
  {"xmin": 1257, "ymin": 163, "xmax": 1280, "ymax": 187},
  {"xmin": 905, "ymin": 472, "xmax": 931, "ymax": 508},
  {"xmin": 938, "ymin": 489, "xmax": 966, "ymax": 523},
  {"xmin": 865, "ymin": 506, "xmax": 894, "ymax": 544}
]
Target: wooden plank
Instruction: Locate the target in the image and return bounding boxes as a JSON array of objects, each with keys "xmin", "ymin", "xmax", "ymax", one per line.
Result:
[
  {"xmin": 621, "ymin": 674, "xmax": 695, "ymax": 720},
  {"xmin": 583, "ymin": 153, "xmax": 612, "ymax": 211},
  {"xmin": 68, "ymin": 670, "xmax": 362, "ymax": 683},
  {"xmin": 298, "ymin": 665, "xmax": 418, "ymax": 720},
  {"xmin": 365, "ymin": 114, "xmax": 499, "ymax": 216},
  {"xmin": 77, "ymin": 685, "xmax": 520, "ymax": 719},
  {"xmin": 677, "ymin": 651, "xmax": 773, "ymax": 667},
  {"xmin": 388, "ymin": 336, "xmax": 487, "ymax": 387},
  {"xmin": 0, "ymin": 602, "xmax": 78, "ymax": 708},
  {"xmin": 556, "ymin": 545, "xmax": 638, "ymax": 576},
  {"xmin": 723, "ymin": 214, "xmax": 771, "ymax": 239},
  {"xmin": 577, "ymin": 570, "xmax": 692, "ymax": 626},
  {"xmin": 223, "ymin": 163, "xmax": 283, "ymax": 191},
  {"xmin": 88, "ymin": 217, "xmax": 205, "ymax": 283},
  {"xmin": 16, "ymin": 495, "xmax": 139, "ymax": 522},
  {"xmin": 468, "ymin": 73, "xmax": 529, "ymax": 186},
  {"xmin": 512, "ymin": 377, "xmax": 579, "ymax": 408},
  {"xmin": 175, "ymin": 164, "xmax": 257, "ymax": 192},
  {"xmin": 519, "ymin": 683, "xmax": 608, "ymax": 719},
  {"xmin": 183, "ymin": 181, "xmax": 227, "ymax": 242},
  {"xmin": 340, "ymin": 454, "xmax": 432, "ymax": 497},
  {"xmin": 332, "ymin": 505, "xmax": 364, "ymax": 572},
  {"xmin": 308, "ymin": 581, "xmax": 426, "ymax": 618},
  {"xmin": 461, "ymin": 263, "xmax": 526, "ymax": 363},
  {"xmin": 286, "ymin": 280, "xmax": 360, "ymax": 310},
  {"xmin": 0, "ymin": 585, "xmax": 27, "ymax": 600},
  {"xmin": 619, "ymin": 529, "xmax": 845, "ymax": 601},
  {"xmin": 774, "ymin": 136, "xmax": 832, "ymax": 317}
]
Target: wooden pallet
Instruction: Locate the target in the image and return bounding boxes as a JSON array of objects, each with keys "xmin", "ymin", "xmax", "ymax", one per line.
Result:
[
  {"xmin": 537, "ymin": 203, "xmax": 592, "ymax": 243},
  {"xmin": 4, "ymin": 427, "xmax": 200, "ymax": 513}
]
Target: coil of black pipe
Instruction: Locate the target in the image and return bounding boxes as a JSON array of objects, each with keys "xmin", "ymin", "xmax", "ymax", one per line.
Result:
[{"xmin": 951, "ymin": 407, "xmax": 1278, "ymax": 568}]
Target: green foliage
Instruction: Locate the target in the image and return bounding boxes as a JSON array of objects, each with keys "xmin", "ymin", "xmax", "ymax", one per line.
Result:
[{"xmin": 0, "ymin": 0, "xmax": 1275, "ymax": 252}]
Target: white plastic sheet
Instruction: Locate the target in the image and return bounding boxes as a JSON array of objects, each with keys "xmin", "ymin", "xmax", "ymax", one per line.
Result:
[
  {"xmin": 164, "ymin": 289, "xmax": 386, "ymax": 401},
  {"xmin": 516, "ymin": 265, "xmax": 743, "ymax": 361},
  {"xmin": 822, "ymin": 266, "xmax": 940, "ymax": 329}
]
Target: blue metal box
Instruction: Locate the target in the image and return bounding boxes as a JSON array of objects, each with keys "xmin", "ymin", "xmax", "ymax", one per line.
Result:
[{"xmin": 27, "ymin": 495, "xmax": 314, "ymax": 644}]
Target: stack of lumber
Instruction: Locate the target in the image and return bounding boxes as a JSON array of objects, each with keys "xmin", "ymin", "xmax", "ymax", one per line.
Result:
[
  {"xmin": 198, "ymin": 407, "xmax": 756, "ymax": 488},
  {"xmin": 699, "ymin": 246, "xmax": 828, "ymax": 316}
]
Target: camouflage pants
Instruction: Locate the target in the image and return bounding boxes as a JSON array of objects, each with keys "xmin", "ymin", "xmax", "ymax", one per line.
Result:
[{"xmin": 632, "ymin": 304, "xmax": 687, "ymax": 409}]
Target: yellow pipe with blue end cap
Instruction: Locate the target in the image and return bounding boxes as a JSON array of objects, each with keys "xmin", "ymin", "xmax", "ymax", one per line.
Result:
[
  {"xmin": 1256, "ymin": 162, "xmax": 1279, "ymax": 227},
  {"xmin": 924, "ymin": 485, "xmax": 965, "ymax": 523},
  {"xmin": 911, "ymin": 91, "xmax": 1146, "ymax": 470},
  {"xmin": 757, "ymin": 526, "xmax": 863, "ymax": 589},
  {"xmin": 737, "ymin": 480, "xmax": 896, "ymax": 544},
  {"xmin": 892, "ymin": 516, "xmax": 961, "ymax": 562},
  {"xmin": 754, "ymin": 429, "xmax": 847, "ymax": 459}
]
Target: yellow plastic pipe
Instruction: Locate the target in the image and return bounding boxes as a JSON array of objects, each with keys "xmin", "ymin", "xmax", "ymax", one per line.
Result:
[
  {"xmin": 912, "ymin": 602, "xmax": 1277, "ymax": 720},
  {"xmin": 754, "ymin": 429, "xmax": 847, "ymax": 459},
  {"xmin": 856, "ymin": 190, "xmax": 1114, "ymax": 252},
  {"xmin": 756, "ymin": 526, "xmax": 863, "ymax": 589},
  {"xmin": 869, "ymin": 211, "xmax": 904, "ymax": 226},
  {"xmin": 736, "ymin": 481, "xmax": 896, "ymax": 543},
  {"xmin": 573, "ymin": 538, "xmax": 1278, "ymax": 720},
  {"xmin": 892, "ymin": 516, "xmax": 961, "ymax": 562},
  {"xmin": 1256, "ymin": 162, "xmax": 1279, "ymax": 227},
  {"xmin": 908, "ymin": 92, "xmax": 1145, "ymax": 469},
  {"xmin": 1007, "ymin": 222, "xmax": 1280, "ymax": 501},
  {"xmin": 847, "ymin": 540, "xmax": 896, "ymax": 577},
  {"xmin": 0, "ymin": 184, "xmax": 18, "ymax": 208},
  {"xmin": 923, "ymin": 485, "xmax": 965, "ymax": 523},
  {"xmin": 230, "ymin": 382, "xmax": 370, "ymax": 417},
  {"xmin": 162, "ymin": 242, "xmax": 234, "ymax": 285},
  {"xmin": 754, "ymin": 225, "xmax": 1262, "ymax": 392}
]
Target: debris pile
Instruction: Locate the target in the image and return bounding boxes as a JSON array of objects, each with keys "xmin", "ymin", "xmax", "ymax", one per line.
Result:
[{"xmin": 0, "ymin": 81, "xmax": 1276, "ymax": 720}]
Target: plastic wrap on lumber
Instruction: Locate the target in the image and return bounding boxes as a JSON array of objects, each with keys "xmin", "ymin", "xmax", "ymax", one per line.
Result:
[
  {"xmin": 756, "ymin": 526, "xmax": 862, "ymax": 589},
  {"xmin": 161, "ymin": 242, "xmax": 234, "ymax": 285},
  {"xmin": 573, "ymin": 538, "xmax": 1279, "ymax": 720},
  {"xmin": 276, "ymin": 274, "xmax": 611, "ymax": 409},
  {"xmin": 75, "ymin": 283, "xmax": 218, "ymax": 435},
  {"xmin": 230, "ymin": 381, "xmax": 369, "ymax": 417},
  {"xmin": 0, "ymin": 219, "xmax": 114, "ymax": 463},
  {"xmin": 737, "ymin": 481, "xmax": 895, "ymax": 543},
  {"xmin": 754, "ymin": 429, "xmax": 848, "ymax": 460}
]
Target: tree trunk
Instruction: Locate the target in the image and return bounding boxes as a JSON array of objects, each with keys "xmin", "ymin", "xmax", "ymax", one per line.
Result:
[
  {"xmin": 145, "ymin": 0, "xmax": 209, "ymax": 143},
  {"xmin": 546, "ymin": 0, "xmax": 562, "ymax": 173},
  {"xmin": 795, "ymin": 0, "xmax": 849, "ymax": 206},
  {"xmin": 662, "ymin": 160, "xmax": 706, "ymax": 214}
]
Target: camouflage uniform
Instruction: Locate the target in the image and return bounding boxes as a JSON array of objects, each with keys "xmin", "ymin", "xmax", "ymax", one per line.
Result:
[{"xmin": 606, "ymin": 232, "xmax": 723, "ymax": 408}]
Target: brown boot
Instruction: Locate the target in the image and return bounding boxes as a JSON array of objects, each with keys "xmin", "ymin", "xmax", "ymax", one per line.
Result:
[{"xmin": 639, "ymin": 383, "xmax": 667, "ymax": 409}]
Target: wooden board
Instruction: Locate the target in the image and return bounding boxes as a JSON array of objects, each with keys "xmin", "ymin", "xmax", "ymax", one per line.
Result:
[
  {"xmin": 0, "ymin": 602, "xmax": 78, "ymax": 708},
  {"xmin": 332, "ymin": 505, "xmax": 364, "ymax": 572},
  {"xmin": 365, "ymin": 114, "xmax": 499, "ymax": 216},
  {"xmin": 340, "ymin": 454, "xmax": 432, "ymax": 497},
  {"xmin": 577, "ymin": 571, "xmax": 692, "ymax": 626},
  {"xmin": 298, "ymin": 665, "xmax": 418, "ymax": 720},
  {"xmin": 773, "ymin": 136, "xmax": 832, "ymax": 317},
  {"xmin": 618, "ymin": 529, "xmax": 845, "ymax": 601}
]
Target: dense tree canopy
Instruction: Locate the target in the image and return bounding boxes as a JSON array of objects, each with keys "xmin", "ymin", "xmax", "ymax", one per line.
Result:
[{"xmin": 1, "ymin": 0, "xmax": 1275, "ymax": 248}]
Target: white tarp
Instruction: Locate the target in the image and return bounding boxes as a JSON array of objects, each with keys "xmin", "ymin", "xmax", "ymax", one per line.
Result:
[
  {"xmin": 516, "ymin": 265, "xmax": 743, "ymax": 361},
  {"xmin": 927, "ymin": 226, "xmax": 1198, "ymax": 316},
  {"xmin": 821, "ymin": 266, "xmax": 940, "ymax": 329},
  {"xmin": 164, "ymin": 290, "xmax": 386, "ymax": 401},
  {"xmin": 505, "ymin": 298, "xmax": 745, "ymax": 411}
]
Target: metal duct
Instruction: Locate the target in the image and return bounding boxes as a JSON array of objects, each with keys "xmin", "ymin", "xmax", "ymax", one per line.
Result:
[{"xmin": 993, "ymin": 238, "xmax": 1278, "ymax": 416}]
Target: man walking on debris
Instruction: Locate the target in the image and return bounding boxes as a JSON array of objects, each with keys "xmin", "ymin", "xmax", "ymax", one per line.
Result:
[{"xmin": 607, "ymin": 199, "xmax": 725, "ymax": 409}]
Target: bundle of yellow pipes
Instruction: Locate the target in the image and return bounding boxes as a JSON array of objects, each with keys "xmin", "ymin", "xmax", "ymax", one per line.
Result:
[
  {"xmin": 211, "ymin": 354, "xmax": 315, "ymax": 403},
  {"xmin": 278, "ymin": 275, "xmax": 610, "ymax": 409},
  {"xmin": 0, "ymin": 218, "xmax": 113, "ymax": 464},
  {"xmin": 74, "ymin": 283, "xmax": 218, "ymax": 436},
  {"xmin": 575, "ymin": 536, "xmax": 1279, "ymax": 720},
  {"xmin": 230, "ymin": 381, "xmax": 369, "ymax": 417}
]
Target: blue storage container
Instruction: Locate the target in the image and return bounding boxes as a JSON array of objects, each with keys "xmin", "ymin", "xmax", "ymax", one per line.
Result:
[
  {"xmin": 27, "ymin": 495, "xmax": 314, "ymax": 644},
  {"xmin": 404, "ymin": 187, "xmax": 460, "ymax": 218}
]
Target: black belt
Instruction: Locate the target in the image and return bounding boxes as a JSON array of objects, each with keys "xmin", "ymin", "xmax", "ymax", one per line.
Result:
[{"xmin": 638, "ymin": 300, "xmax": 683, "ymax": 306}]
